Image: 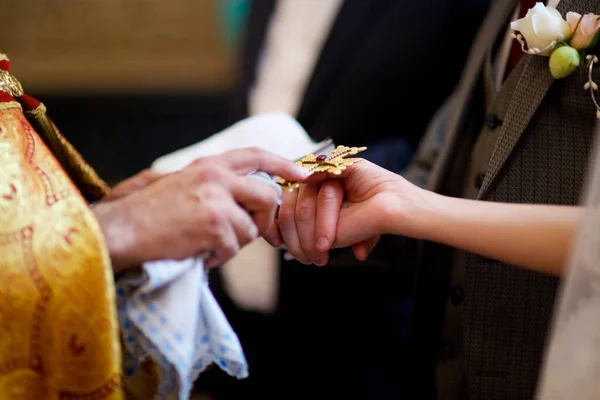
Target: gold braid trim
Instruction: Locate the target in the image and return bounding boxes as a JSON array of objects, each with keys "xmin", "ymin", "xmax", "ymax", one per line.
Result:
[
  {"xmin": 25, "ymin": 103, "xmax": 111, "ymax": 201},
  {"xmin": 0, "ymin": 70, "xmax": 24, "ymax": 98},
  {"xmin": 0, "ymin": 101, "xmax": 22, "ymax": 112},
  {"xmin": 23, "ymin": 102, "xmax": 47, "ymax": 118}
]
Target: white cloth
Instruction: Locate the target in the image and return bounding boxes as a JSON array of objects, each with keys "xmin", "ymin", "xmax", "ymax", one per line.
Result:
[
  {"xmin": 116, "ymin": 261, "xmax": 246, "ymax": 399},
  {"xmin": 116, "ymin": 171, "xmax": 282, "ymax": 400},
  {"xmin": 152, "ymin": 113, "xmax": 332, "ymax": 174},
  {"xmin": 248, "ymin": 0, "xmax": 343, "ymax": 117}
]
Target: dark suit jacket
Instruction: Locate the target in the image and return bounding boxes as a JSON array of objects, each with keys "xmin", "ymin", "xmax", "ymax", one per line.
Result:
[
  {"xmin": 407, "ymin": 0, "xmax": 600, "ymax": 398},
  {"xmin": 203, "ymin": 0, "xmax": 491, "ymax": 398}
]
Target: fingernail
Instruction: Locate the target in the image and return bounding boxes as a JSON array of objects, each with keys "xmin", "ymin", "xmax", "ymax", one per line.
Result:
[
  {"xmin": 296, "ymin": 166, "xmax": 309, "ymax": 178},
  {"xmin": 271, "ymin": 238, "xmax": 282, "ymax": 247},
  {"xmin": 316, "ymin": 237, "xmax": 329, "ymax": 251},
  {"xmin": 313, "ymin": 258, "xmax": 326, "ymax": 266}
]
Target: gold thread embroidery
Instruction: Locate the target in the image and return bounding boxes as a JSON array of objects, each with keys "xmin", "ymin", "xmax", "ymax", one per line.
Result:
[
  {"xmin": 0, "ymin": 101, "xmax": 22, "ymax": 112},
  {"xmin": 0, "ymin": 106, "xmax": 124, "ymax": 398},
  {"xmin": 0, "ymin": 53, "xmax": 9, "ymax": 62},
  {"xmin": 0, "ymin": 70, "xmax": 24, "ymax": 97}
]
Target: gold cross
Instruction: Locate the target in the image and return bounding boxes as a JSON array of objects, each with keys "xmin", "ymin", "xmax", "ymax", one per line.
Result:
[{"xmin": 276, "ymin": 145, "xmax": 367, "ymax": 191}]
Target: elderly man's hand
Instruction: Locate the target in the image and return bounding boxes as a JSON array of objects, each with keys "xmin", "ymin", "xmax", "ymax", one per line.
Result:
[{"xmin": 92, "ymin": 147, "xmax": 307, "ymax": 273}]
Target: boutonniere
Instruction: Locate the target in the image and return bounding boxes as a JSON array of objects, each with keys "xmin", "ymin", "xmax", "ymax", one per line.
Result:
[{"xmin": 511, "ymin": 2, "xmax": 600, "ymax": 118}]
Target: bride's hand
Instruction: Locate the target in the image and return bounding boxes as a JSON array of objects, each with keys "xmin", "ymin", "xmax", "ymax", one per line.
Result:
[{"xmin": 265, "ymin": 160, "xmax": 436, "ymax": 264}]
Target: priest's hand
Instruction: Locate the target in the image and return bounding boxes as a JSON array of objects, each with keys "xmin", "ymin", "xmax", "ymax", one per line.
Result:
[
  {"xmin": 101, "ymin": 168, "xmax": 163, "ymax": 201},
  {"xmin": 92, "ymin": 147, "xmax": 307, "ymax": 274},
  {"xmin": 270, "ymin": 160, "xmax": 435, "ymax": 264}
]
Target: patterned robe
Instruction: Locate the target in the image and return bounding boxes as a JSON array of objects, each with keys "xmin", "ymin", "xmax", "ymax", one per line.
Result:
[{"xmin": 0, "ymin": 53, "xmax": 157, "ymax": 399}]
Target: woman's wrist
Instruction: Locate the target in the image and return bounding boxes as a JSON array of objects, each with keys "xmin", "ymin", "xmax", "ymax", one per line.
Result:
[{"xmin": 386, "ymin": 183, "xmax": 446, "ymax": 240}]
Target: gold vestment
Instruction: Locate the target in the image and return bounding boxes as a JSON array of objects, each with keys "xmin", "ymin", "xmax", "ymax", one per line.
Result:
[{"xmin": 0, "ymin": 53, "xmax": 158, "ymax": 399}]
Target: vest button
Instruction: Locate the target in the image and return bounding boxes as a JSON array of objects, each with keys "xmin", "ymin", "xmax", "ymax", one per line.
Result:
[
  {"xmin": 486, "ymin": 114, "xmax": 502, "ymax": 129},
  {"xmin": 450, "ymin": 286, "xmax": 464, "ymax": 305}
]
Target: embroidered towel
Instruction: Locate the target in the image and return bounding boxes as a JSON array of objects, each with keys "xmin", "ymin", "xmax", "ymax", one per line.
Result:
[{"xmin": 116, "ymin": 171, "xmax": 281, "ymax": 399}]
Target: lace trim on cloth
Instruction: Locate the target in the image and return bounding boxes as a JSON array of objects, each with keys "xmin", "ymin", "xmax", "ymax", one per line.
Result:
[{"xmin": 537, "ymin": 138, "xmax": 600, "ymax": 399}]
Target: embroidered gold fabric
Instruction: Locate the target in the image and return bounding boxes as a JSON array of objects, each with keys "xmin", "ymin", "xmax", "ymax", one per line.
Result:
[
  {"xmin": 0, "ymin": 70, "xmax": 24, "ymax": 98},
  {"xmin": 0, "ymin": 106, "xmax": 124, "ymax": 398},
  {"xmin": 0, "ymin": 51, "xmax": 162, "ymax": 398}
]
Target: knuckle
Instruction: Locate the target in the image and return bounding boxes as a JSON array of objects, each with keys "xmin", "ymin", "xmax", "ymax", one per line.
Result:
[
  {"xmin": 295, "ymin": 202, "xmax": 314, "ymax": 222},
  {"xmin": 200, "ymin": 184, "xmax": 227, "ymax": 202},
  {"xmin": 137, "ymin": 168, "xmax": 153, "ymax": 179},
  {"xmin": 320, "ymin": 184, "xmax": 341, "ymax": 204},
  {"xmin": 277, "ymin": 204, "xmax": 295, "ymax": 222},
  {"xmin": 221, "ymin": 240, "xmax": 240, "ymax": 261},
  {"xmin": 266, "ymin": 189, "xmax": 279, "ymax": 206},
  {"xmin": 189, "ymin": 158, "xmax": 204, "ymax": 167},
  {"xmin": 189, "ymin": 156, "xmax": 212, "ymax": 170},
  {"xmin": 247, "ymin": 146, "xmax": 263, "ymax": 156},
  {"xmin": 203, "ymin": 205, "xmax": 225, "ymax": 231},
  {"xmin": 253, "ymin": 217, "xmax": 270, "ymax": 236},
  {"xmin": 244, "ymin": 147, "xmax": 265, "ymax": 167},
  {"xmin": 249, "ymin": 223, "xmax": 259, "ymax": 239},
  {"xmin": 243, "ymin": 225, "xmax": 259, "ymax": 245},
  {"xmin": 238, "ymin": 215, "xmax": 258, "ymax": 241},
  {"xmin": 262, "ymin": 227, "xmax": 279, "ymax": 244},
  {"xmin": 195, "ymin": 165, "xmax": 223, "ymax": 183},
  {"xmin": 257, "ymin": 190, "xmax": 277, "ymax": 211}
]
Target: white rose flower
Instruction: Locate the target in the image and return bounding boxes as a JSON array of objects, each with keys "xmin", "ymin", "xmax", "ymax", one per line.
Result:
[{"xmin": 511, "ymin": 2, "xmax": 571, "ymax": 55}]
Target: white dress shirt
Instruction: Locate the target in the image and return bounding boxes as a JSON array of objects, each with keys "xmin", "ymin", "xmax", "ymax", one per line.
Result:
[{"xmin": 248, "ymin": 0, "xmax": 343, "ymax": 117}]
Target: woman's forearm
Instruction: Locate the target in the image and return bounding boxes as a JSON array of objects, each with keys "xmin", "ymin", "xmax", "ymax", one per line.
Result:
[{"xmin": 404, "ymin": 193, "xmax": 585, "ymax": 276}]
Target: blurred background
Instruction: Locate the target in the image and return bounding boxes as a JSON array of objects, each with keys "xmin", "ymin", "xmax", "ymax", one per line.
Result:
[{"xmin": 2, "ymin": 0, "xmax": 250, "ymax": 186}]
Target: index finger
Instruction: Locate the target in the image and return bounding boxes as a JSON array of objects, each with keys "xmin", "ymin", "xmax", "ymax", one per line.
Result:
[{"xmin": 207, "ymin": 147, "xmax": 309, "ymax": 182}]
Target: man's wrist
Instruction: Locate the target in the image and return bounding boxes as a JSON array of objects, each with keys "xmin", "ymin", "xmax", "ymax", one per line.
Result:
[{"xmin": 91, "ymin": 201, "xmax": 134, "ymax": 275}]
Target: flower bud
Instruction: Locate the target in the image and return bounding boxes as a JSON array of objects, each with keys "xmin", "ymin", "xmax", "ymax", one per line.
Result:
[
  {"xmin": 549, "ymin": 45, "xmax": 580, "ymax": 78},
  {"xmin": 567, "ymin": 12, "xmax": 600, "ymax": 50}
]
